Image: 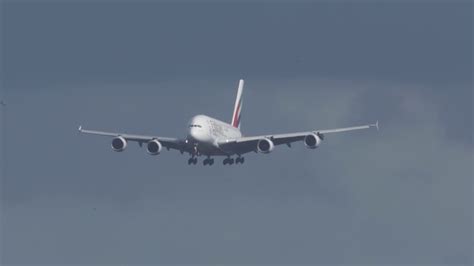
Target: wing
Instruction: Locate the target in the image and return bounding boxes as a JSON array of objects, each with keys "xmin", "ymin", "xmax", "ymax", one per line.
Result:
[
  {"xmin": 78, "ymin": 126, "xmax": 191, "ymax": 153},
  {"xmin": 218, "ymin": 121, "xmax": 378, "ymax": 154}
]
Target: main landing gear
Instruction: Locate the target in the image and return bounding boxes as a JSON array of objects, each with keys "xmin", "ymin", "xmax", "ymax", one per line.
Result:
[
  {"xmin": 187, "ymin": 157, "xmax": 214, "ymax": 166},
  {"xmin": 223, "ymin": 157, "xmax": 245, "ymax": 165},
  {"xmin": 203, "ymin": 158, "xmax": 214, "ymax": 166},
  {"xmin": 223, "ymin": 158, "xmax": 234, "ymax": 165},
  {"xmin": 187, "ymin": 156, "xmax": 244, "ymax": 166},
  {"xmin": 235, "ymin": 157, "xmax": 245, "ymax": 164},
  {"xmin": 187, "ymin": 157, "xmax": 198, "ymax": 165}
]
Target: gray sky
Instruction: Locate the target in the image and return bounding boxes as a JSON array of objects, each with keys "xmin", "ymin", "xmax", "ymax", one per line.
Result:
[{"xmin": 1, "ymin": 1, "xmax": 472, "ymax": 265}]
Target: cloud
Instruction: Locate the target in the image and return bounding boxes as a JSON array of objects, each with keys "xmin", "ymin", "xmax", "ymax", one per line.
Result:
[
  {"xmin": 2, "ymin": 77, "xmax": 471, "ymax": 264},
  {"xmin": 269, "ymin": 78, "xmax": 473, "ymax": 264}
]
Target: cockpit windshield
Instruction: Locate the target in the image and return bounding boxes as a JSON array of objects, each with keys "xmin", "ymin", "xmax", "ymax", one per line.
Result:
[{"xmin": 189, "ymin": 124, "xmax": 202, "ymax": 128}]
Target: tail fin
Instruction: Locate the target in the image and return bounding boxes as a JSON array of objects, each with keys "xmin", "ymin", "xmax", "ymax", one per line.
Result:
[{"xmin": 231, "ymin": 79, "xmax": 244, "ymax": 129}]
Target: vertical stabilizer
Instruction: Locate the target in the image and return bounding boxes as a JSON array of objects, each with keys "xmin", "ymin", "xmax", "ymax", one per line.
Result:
[{"xmin": 231, "ymin": 79, "xmax": 244, "ymax": 129}]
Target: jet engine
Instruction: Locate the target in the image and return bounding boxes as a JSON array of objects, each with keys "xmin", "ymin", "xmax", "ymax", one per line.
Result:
[
  {"xmin": 146, "ymin": 139, "xmax": 162, "ymax": 155},
  {"xmin": 304, "ymin": 133, "xmax": 323, "ymax": 149},
  {"xmin": 111, "ymin": 136, "xmax": 127, "ymax": 152},
  {"xmin": 257, "ymin": 138, "xmax": 274, "ymax": 153}
]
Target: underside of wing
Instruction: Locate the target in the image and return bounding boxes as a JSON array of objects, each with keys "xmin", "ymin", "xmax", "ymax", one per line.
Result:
[
  {"xmin": 218, "ymin": 134, "xmax": 310, "ymax": 155},
  {"xmin": 218, "ymin": 121, "xmax": 378, "ymax": 155},
  {"xmin": 78, "ymin": 126, "xmax": 191, "ymax": 154}
]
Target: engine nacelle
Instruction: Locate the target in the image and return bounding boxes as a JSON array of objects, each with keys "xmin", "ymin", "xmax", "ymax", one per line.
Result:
[
  {"xmin": 111, "ymin": 136, "xmax": 127, "ymax": 152},
  {"xmin": 146, "ymin": 139, "xmax": 162, "ymax": 155},
  {"xmin": 257, "ymin": 138, "xmax": 275, "ymax": 153},
  {"xmin": 304, "ymin": 133, "xmax": 322, "ymax": 149}
]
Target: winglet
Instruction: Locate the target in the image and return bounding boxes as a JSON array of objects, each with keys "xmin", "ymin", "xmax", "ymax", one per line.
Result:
[
  {"xmin": 78, "ymin": 125, "xmax": 83, "ymax": 132},
  {"xmin": 374, "ymin": 120, "xmax": 379, "ymax": 131}
]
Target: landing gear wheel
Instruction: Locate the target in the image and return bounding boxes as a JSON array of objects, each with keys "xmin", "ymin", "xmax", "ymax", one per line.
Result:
[
  {"xmin": 234, "ymin": 157, "xmax": 245, "ymax": 164},
  {"xmin": 229, "ymin": 158, "xmax": 234, "ymax": 165},
  {"xmin": 203, "ymin": 158, "xmax": 214, "ymax": 166}
]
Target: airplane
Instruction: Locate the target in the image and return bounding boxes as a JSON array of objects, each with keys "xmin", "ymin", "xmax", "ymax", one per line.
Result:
[{"xmin": 79, "ymin": 79, "xmax": 378, "ymax": 166}]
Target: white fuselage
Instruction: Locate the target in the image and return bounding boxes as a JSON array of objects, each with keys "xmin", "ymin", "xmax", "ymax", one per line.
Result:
[{"xmin": 187, "ymin": 114, "xmax": 241, "ymax": 156}]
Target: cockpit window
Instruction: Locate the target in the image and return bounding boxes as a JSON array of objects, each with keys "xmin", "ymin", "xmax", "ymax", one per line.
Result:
[{"xmin": 189, "ymin": 124, "xmax": 202, "ymax": 128}]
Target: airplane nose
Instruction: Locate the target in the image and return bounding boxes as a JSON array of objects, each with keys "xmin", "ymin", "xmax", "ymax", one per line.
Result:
[{"xmin": 189, "ymin": 127, "xmax": 205, "ymax": 142}]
